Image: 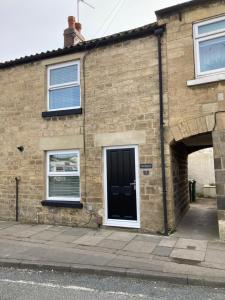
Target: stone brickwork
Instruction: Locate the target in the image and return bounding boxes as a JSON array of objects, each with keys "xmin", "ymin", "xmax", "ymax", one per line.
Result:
[
  {"xmin": 213, "ymin": 115, "xmax": 225, "ymax": 240},
  {"xmin": 84, "ymin": 37, "xmax": 167, "ymax": 233},
  {"xmin": 171, "ymin": 143, "xmax": 189, "ymax": 225},
  {"xmin": 158, "ymin": 0, "xmax": 225, "ymax": 238},
  {"xmin": 0, "ymin": 35, "xmax": 166, "ymax": 233}
]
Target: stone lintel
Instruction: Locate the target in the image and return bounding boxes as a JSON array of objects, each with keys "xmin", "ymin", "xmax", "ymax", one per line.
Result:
[
  {"xmin": 39, "ymin": 135, "xmax": 83, "ymax": 150},
  {"xmin": 94, "ymin": 130, "xmax": 146, "ymax": 147}
]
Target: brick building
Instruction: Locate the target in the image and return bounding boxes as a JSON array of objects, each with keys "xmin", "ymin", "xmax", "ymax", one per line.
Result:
[{"xmin": 1, "ymin": 0, "xmax": 225, "ymax": 239}]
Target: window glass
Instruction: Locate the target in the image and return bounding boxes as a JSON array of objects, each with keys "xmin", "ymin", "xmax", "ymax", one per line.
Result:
[
  {"xmin": 49, "ymin": 86, "xmax": 80, "ymax": 110},
  {"xmin": 50, "ymin": 64, "xmax": 78, "ymax": 85},
  {"xmin": 198, "ymin": 19, "xmax": 225, "ymax": 35},
  {"xmin": 49, "ymin": 176, "xmax": 80, "ymax": 198},
  {"xmin": 199, "ymin": 35, "xmax": 225, "ymax": 72},
  {"xmin": 49, "ymin": 152, "xmax": 79, "ymax": 172}
]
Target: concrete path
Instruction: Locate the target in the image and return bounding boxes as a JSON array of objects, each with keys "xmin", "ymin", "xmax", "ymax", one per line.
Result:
[
  {"xmin": 174, "ymin": 198, "xmax": 219, "ymax": 240},
  {"xmin": 0, "ymin": 220, "xmax": 225, "ymax": 286}
]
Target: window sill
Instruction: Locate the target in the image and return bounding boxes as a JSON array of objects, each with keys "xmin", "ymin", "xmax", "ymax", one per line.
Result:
[
  {"xmin": 41, "ymin": 200, "xmax": 83, "ymax": 209},
  {"xmin": 187, "ymin": 73, "xmax": 225, "ymax": 86},
  {"xmin": 42, "ymin": 108, "xmax": 82, "ymax": 118}
]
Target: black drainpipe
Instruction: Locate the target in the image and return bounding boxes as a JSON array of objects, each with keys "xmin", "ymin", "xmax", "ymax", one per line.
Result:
[
  {"xmin": 15, "ymin": 177, "xmax": 20, "ymax": 222},
  {"xmin": 154, "ymin": 27, "xmax": 168, "ymax": 236}
]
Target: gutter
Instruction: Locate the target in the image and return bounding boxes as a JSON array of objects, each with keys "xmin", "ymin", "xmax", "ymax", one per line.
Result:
[{"xmin": 154, "ymin": 28, "xmax": 168, "ymax": 236}]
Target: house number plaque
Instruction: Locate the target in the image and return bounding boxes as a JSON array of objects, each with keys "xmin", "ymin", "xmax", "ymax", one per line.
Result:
[
  {"xmin": 140, "ymin": 164, "xmax": 152, "ymax": 176},
  {"xmin": 140, "ymin": 164, "xmax": 153, "ymax": 169}
]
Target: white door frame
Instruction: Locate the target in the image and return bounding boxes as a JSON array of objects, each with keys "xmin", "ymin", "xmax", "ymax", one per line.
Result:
[{"xmin": 103, "ymin": 145, "xmax": 140, "ymax": 229}]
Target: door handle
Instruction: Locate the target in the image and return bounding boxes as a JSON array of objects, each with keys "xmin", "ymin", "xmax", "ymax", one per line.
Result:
[{"xmin": 130, "ymin": 180, "xmax": 136, "ymax": 190}]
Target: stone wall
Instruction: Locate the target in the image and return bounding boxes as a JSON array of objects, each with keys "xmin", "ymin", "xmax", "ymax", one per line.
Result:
[
  {"xmin": 213, "ymin": 115, "xmax": 225, "ymax": 240},
  {"xmin": 158, "ymin": 0, "xmax": 225, "ymax": 236},
  {"xmin": 188, "ymin": 148, "xmax": 215, "ymax": 194},
  {"xmin": 171, "ymin": 143, "xmax": 189, "ymax": 225}
]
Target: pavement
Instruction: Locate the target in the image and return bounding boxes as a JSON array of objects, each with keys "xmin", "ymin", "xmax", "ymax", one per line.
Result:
[{"xmin": 0, "ymin": 220, "xmax": 225, "ymax": 287}]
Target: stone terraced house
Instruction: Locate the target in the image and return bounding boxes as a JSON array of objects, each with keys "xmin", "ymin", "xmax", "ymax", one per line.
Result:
[{"xmin": 1, "ymin": 0, "xmax": 225, "ymax": 239}]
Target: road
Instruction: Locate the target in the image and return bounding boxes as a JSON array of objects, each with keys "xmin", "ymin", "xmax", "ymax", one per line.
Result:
[{"xmin": 0, "ymin": 267, "xmax": 224, "ymax": 299}]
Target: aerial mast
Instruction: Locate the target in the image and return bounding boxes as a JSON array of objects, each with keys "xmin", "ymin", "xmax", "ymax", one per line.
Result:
[{"xmin": 76, "ymin": 0, "xmax": 95, "ymax": 22}]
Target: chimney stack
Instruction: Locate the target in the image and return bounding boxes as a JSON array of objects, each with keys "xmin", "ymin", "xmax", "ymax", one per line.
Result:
[{"xmin": 64, "ymin": 16, "xmax": 85, "ymax": 48}]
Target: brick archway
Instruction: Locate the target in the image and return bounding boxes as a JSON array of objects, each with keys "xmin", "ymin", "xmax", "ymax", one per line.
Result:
[
  {"xmin": 165, "ymin": 114, "xmax": 216, "ymax": 235},
  {"xmin": 163, "ymin": 112, "xmax": 225, "ymax": 240},
  {"xmin": 165, "ymin": 114, "xmax": 215, "ymax": 145}
]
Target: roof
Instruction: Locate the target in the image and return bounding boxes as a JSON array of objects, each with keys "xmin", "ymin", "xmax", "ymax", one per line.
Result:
[
  {"xmin": 156, "ymin": 0, "xmax": 219, "ymax": 17},
  {"xmin": 0, "ymin": 22, "xmax": 160, "ymax": 70}
]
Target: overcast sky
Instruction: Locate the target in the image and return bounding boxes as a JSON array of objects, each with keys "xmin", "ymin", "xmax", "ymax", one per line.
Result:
[{"xmin": 0, "ymin": 0, "xmax": 187, "ymax": 62}]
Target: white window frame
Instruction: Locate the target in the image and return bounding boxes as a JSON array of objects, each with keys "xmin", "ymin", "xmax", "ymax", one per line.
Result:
[
  {"xmin": 194, "ymin": 15, "xmax": 225, "ymax": 77},
  {"xmin": 47, "ymin": 61, "xmax": 81, "ymax": 111},
  {"xmin": 46, "ymin": 150, "xmax": 80, "ymax": 201}
]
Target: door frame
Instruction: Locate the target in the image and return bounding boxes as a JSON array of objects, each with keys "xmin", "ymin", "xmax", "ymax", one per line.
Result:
[{"xmin": 103, "ymin": 145, "xmax": 140, "ymax": 228}]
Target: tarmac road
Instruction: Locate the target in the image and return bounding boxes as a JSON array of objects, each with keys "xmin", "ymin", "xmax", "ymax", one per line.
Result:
[{"xmin": 0, "ymin": 267, "xmax": 225, "ymax": 299}]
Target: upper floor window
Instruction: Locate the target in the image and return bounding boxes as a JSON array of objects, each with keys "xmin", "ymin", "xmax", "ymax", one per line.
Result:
[
  {"xmin": 194, "ymin": 16, "xmax": 225, "ymax": 77},
  {"xmin": 47, "ymin": 61, "xmax": 80, "ymax": 111}
]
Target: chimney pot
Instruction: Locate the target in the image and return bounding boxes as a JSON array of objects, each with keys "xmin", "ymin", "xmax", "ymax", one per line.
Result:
[
  {"xmin": 68, "ymin": 16, "xmax": 76, "ymax": 29},
  {"xmin": 64, "ymin": 16, "xmax": 85, "ymax": 48},
  {"xmin": 75, "ymin": 22, "xmax": 82, "ymax": 33}
]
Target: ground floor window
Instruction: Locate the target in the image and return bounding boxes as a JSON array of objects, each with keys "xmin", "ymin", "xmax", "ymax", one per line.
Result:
[{"xmin": 46, "ymin": 150, "xmax": 80, "ymax": 201}]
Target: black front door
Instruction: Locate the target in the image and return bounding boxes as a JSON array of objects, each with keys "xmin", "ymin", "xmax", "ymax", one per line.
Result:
[{"xmin": 106, "ymin": 148, "xmax": 137, "ymax": 221}]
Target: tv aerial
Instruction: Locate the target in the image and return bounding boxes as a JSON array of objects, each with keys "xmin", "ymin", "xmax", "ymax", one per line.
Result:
[{"xmin": 76, "ymin": 0, "xmax": 95, "ymax": 21}]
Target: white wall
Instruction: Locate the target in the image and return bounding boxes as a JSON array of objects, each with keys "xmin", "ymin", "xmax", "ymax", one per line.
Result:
[{"xmin": 188, "ymin": 148, "xmax": 215, "ymax": 194}]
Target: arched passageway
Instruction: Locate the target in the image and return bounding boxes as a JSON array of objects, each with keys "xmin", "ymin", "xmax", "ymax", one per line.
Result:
[{"xmin": 170, "ymin": 132, "xmax": 219, "ymax": 240}]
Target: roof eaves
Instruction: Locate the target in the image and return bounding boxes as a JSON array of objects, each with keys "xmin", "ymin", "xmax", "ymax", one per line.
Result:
[{"xmin": 0, "ymin": 22, "xmax": 161, "ymax": 69}]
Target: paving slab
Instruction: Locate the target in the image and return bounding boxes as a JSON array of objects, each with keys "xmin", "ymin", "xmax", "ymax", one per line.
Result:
[
  {"xmin": 60, "ymin": 227, "xmax": 89, "ymax": 236},
  {"xmin": 21, "ymin": 247, "xmax": 86, "ymax": 264},
  {"xmin": 0, "ymin": 224, "xmax": 34, "ymax": 236},
  {"xmin": 117, "ymin": 249, "xmax": 151, "ymax": 259},
  {"xmin": 96, "ymin": 239, "xmax": 128, "ymax": 250},
  {"xmin": 134, "ymin": 234, "xmax": 161, "ymax": 243},
  {"xmin": 207, "ymin": 241, "xmax": 225, "ymax": 251},
  {"xmin": 205, "ymin": 248, "xmax": 225, "ymax": 264},
  {"xmin": 29, "ymin": 230, "xmax": 62, "ymax": 241},
  {"xmin": 84, "ymin": 229, "xmax": 113, "ymax": 238},
  {"xmin": 107, "ymin": 231, "xmax": 136, "ymax": 242},
  {"xmin": 0, "ymin": 221, "xmax": 17, "ymax": 230},
  {"xmin": 49, "ymin": 234, "xmax": 81, "ymax": 243},
  {"xmin": 152, "ymin": 246, "xmax": 173, "ymax": 257},
  {"xmin": 74, "ymin": 234, "xmax": 106, "ymax": 246},
  {"xmin": 78, "ymin": 253, "xmax": 116, "ymax": 267},
  {"xmin": 123, "ymin": 240, "xmax": 157, "ymax": 253},
  {"xmin": 170, "ymin": 248, "xmax": 205, "ymax": 262},
  {"xmin": 8, "ymin": 225, "xmax": 54, "ymax": 238},
  {"xmin": 107, "ymin": 257, "xmax": 164, "ymax": 272},
  {"xmin": 175, "ymin": 238, "xmax": 208, "ymax": 251},
  {"xmin": 46, "ymin": 225, "xmax": 69, "ymax": 232},
  {"xmin": 159, "ymin": 238, "xmax": 177, "ymax": 248},
  {"xmin": 76, "ymin": 244, "xmax": 116, "ymax": 255}
]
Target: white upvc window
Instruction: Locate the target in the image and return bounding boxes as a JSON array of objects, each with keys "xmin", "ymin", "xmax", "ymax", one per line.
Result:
[
  {"xmin": 47, "ymin": 61, "xmax": 80, "ymax": 111},
  {"xmin": 194, "ymin": 15, "xmax": 225, "ymax": 77},
  {"xmin": 46, "ymin": 150, "xmax": 80, "ymax": 201}
]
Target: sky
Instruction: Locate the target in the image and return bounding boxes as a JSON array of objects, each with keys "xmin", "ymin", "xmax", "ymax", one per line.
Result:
[{"xmin": 0, "ymin": 0, "xmax": 187, "ymax": 62}]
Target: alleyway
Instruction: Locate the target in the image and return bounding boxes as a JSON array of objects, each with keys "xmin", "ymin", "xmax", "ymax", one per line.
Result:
[{"xmin": 174, "ymin": 198, "xmax": 219, "ymax": 240}]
